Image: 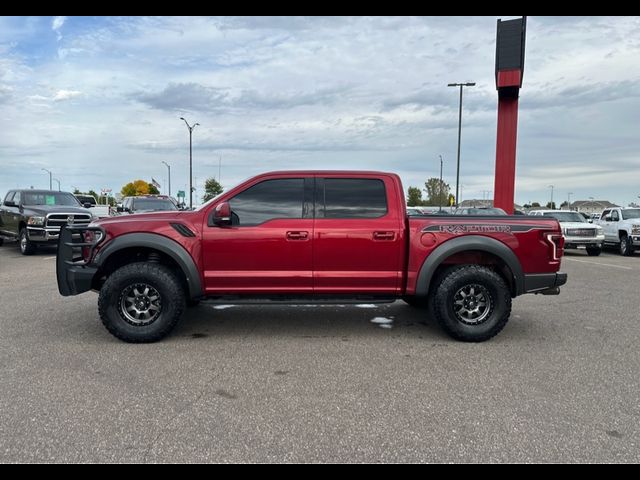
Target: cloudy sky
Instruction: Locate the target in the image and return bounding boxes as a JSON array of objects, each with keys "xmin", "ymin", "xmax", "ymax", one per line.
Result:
[{"xmin": 1, "ymin": 16, "xmax": 639, "ymax": 206}]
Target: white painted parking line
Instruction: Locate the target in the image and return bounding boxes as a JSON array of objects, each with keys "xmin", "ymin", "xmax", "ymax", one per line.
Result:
[
  {"xmin": 44, "ymin": 256, "xmax": 57, "ymax": 260},
  {"xmin": 563, "ymin": 257, "xmax": 633, "ymax": 270}
]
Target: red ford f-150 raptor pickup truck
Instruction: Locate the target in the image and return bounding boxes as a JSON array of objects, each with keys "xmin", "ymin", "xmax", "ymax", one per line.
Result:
[{"xmin": 57, "ymin": 171, "xmax": 567, "ymax": 343}]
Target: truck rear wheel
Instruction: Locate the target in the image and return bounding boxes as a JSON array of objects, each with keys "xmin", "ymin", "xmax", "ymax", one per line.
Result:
[
  {"xmin": 432, "ymin": 265, "xmax": 511, "ymax": 342},
  {"xmin": 98, "ymin": 262, "xmax": 186, "ymax": 343}
]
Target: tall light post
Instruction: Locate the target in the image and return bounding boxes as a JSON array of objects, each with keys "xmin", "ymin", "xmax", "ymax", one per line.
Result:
[
  {"xmin": 161, "ymin": 161, "xmax": 171, "ymax": 197},
  {"xmin": 438, "ymin": 155, "xmax": 443, "ymax": 212},
  {"xmin": 567, "ymin": 192, "xmax": 573, "ymax": 211},
  {"xmin": 180, "ymin": 117, "xmax": 200, "ymax": 209},
  {"xmin": 53, "ymin": 178, "xmax": 61, "ymax": 191},
  {"xmin": 448, "ymin": 82, "xmax": 475, "ymax": 207},
  {"xmin": 41, "ymin": 168, "xmax": 52, "ymax": 190},
  {"xmin": 548, "ymin": 185, "xmax": 554, "ymax": 208}
]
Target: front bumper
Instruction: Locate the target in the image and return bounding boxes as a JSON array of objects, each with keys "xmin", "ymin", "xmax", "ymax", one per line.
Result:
[
  {"xmin": 523, "ymin": 272, "xmax": 568, "ymax": 295},
  {"xmin": 27, "ymin": 226, "xmax": 61, "ymax": 243},
  {"xmin": 56, "ymin": 225, "xmax": 104, "ymax": 296}
]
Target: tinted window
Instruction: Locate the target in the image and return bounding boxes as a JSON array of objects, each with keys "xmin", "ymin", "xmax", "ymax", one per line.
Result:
[
  {"xmin": 4, "ymin": 191, "xmax": 14, "ymax": 204},
  {"xmin": 13, "ymin": 191, "xmax": 20, "ymax": 205},
  {"xmin": 622, "ymin": 209, "xmax": 640, "ymax": 220},
  {"xmin": 322, "ymin": 179, "xmax": 387, "ymax": 218},
  {"xmin": 611, "ymin": 210, "xmax": 620, "ymax": 221},
  {"xmin": 230, "ymin": 178, "xmax": 304, "ymax": 226},
  {"xmin": 132, "ymin": 198, "xmax": 178, "ymax": 212},
  {"xmin": 543, "ymin": 212, "xmax": 585, "ymax": 222},
  {"xmin": 22, "ymin": 192, "xmax": 79, "ymax": 206}
]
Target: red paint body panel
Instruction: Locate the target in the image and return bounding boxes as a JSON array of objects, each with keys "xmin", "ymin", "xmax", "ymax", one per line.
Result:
[{"xmin": 91, "ymin": 171, "xmax": 563, "ymax": 298}]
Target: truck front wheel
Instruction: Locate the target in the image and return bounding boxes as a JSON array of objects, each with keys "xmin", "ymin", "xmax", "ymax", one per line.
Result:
[
  {"xmin": 19, "ymin": 228, "xmax": 36, "ymax": 255},
  {"xmin": 98, "ymin": 262, "xmax": 186, "ymax": 343},
  {"xmin": 620, "ymin": 235, "xmax": 633, "ymax": 256},
  {"xmin": 432, "ymin": 265, "xmax": 511, "ymax": 342}
]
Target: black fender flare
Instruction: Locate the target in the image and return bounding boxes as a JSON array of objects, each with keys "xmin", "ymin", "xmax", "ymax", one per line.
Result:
[
  {"xmin": 94, "ymin": 233, "xmax": 203, "ymax": 299},
  {"xmin": 414, "ymin": 235, "xmax": 524, "ymax": 297}
]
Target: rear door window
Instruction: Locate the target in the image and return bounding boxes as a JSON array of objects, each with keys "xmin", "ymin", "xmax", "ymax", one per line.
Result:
[{"xmin": 319, "ymin": 178, "xmax": 387, "ymax": 219}]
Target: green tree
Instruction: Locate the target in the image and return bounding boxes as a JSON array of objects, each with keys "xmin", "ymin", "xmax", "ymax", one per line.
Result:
[
  {"xmin": 87, "ymin": 190, "xmax": 99, "ymax": 201},
  {"xmin": 203, "ymin": 177, "xmax": 224, "ymax": 202},
  {"xmin": 148, "ymin": 183, "xmax": 160, "ymax": 195},
  {"xmin": 121, "ymin": 180, "xmax": 152, "ymax": 196},
  {"xmin": 424, "ymin": 177, "xmax": 450, "ymax": 206},
  {"xmin": 406, "ymin": 186, "xmax": 425, "ymax": 206},
  {"xmin": 531, "ymin": 202, "xmax": 541, "ymax": 208},
  {"xmin": 546, "ymin": 202, "xmax": 557, "ymax": 209}
]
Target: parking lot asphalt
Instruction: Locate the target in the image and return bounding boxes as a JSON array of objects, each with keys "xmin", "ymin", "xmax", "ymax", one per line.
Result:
[{"xmin": 0, "ymin": 243, "xmax": 638, "ymax": 463}]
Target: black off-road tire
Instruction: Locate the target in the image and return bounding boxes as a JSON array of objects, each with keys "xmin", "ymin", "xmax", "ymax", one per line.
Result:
[
  {"xmin": 19, "ymin": 228, "xmax": 36, "ymax": 255},
  {"xmin": 98, "ymin": 262, "xmax": 186, "ymax": 343},
  {"xmin": 586, "ymin": 246, "xmax": 602, "ymax": 256},
  {"xmin": 432, "ymin": 265, "xmax": 512, "ymax": 342},
  {"xmin": 619, "ymin": 236, "xmax": 633, "ymax": 256}
]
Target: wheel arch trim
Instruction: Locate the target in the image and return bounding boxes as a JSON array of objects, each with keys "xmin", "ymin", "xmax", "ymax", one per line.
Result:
[
  {"xmin": 94, "ymin": 233, "xmax": 203, "ymax": 299},
  {"xmin": 414, "ymin": 235, "xmax": 524, "ymax": 297}
]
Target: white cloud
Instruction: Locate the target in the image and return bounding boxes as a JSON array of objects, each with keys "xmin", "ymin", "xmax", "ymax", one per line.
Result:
[
  {"xmin": 52, "ymin": 89, "xmax": 82, "ymax": 102},
  {"xmin": 51, "ymin": 16, "xmax": 66, "ymax": 31}
]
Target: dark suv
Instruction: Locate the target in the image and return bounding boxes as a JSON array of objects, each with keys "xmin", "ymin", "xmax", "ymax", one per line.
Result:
[
  {"xmin": 0, "ymin": 190, "xmax": 93, "ymax": 254},
  {"xmin": 117, "ymin": 195, "xmax": 179, "ymax": 215}
]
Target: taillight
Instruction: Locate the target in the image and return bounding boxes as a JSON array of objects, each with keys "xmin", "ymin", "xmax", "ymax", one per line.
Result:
[{"xmin": 545, "ymin": 233, "xmax": 564, "ymax": 261}]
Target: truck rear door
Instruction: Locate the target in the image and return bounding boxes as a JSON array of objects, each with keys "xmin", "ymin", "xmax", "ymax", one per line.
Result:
[{"xmin": 313, "ymin": 175, "xmax": 404, "ymax": 294}]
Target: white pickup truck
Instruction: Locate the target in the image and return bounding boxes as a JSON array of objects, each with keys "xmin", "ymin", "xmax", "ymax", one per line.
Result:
[
  {"xmin": 75, "ymin": 194, "xmax": 112, "ymax": 219},
  {"xmin": 595, "ymin": 207, "xmax": 640, "ymax": 256}
]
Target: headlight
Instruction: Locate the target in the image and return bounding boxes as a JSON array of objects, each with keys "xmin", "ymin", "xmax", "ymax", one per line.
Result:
[
  {"xmin": 632, "ymin": 225, "xmax": 640, "ymax": 235},
  {"xmin": 27, "ymin": 216, "xmax": 45, "ymax": 226}
]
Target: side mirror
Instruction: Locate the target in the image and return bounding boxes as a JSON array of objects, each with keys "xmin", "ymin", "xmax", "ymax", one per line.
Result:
[
  {"xmin": 116, "ymin": 206, "xmax": 123, "ymax": 213},
  {"xmin": 4, "ymin": 200, "xmax": 16, "ymax": 207},
  {"xmin": 210, "ymin": 202, "xmax": 232, "ymax": 226},
  {"xmin": 603, "ymin": 215, "xmax": 611, "ymax": 221},
  {"xmin": 83, "ymin": 202, "xmax": 92, "ymax": 208}
]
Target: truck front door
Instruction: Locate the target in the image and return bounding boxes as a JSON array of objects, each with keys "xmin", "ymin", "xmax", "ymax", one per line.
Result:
[
  {"xmin": 313, "ymin": 176, "xmax": 404, "ymax": 294},
  {"xmin": 202, "ymin": 177, "xmax": 314, "ymax": 294}
]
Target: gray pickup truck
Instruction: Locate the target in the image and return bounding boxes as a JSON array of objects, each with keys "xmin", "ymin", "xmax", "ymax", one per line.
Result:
[{"xmin": 0, "ymin": 190, "xmax": 93, "ymax": 254}]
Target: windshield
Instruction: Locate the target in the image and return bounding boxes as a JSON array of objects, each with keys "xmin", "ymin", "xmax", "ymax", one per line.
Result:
[
  {"xmin": 622, "ymin": 209, "xmax": 640, "ymax": 220},
  {"xmin": 543, "ymin": 212, "xmax": 585, "ymax": 222},
  {"xmin": 23, "ymin": 192, "xmax": 80, "ymax": 206},
  {"xmin": 133, "ymin": 199, "xmax": 178, "ymax": 212}
]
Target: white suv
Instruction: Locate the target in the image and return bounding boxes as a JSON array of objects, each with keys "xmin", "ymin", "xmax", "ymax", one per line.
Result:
[{"xmin": 535, "ymin": 210, "xmax": 604, "ymax": 256}]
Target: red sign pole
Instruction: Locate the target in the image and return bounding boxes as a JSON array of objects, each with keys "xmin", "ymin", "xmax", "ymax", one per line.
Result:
[{"xmin": 493, "ymin": 18, "xmax": 526, "ymax": 215}]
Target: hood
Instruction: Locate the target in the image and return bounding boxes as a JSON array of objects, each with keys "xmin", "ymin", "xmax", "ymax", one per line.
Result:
[
  {"xmin": 95, "ymin": 210, "xmax": 188, "ymax": 225},
  {"xmin": 22, "ymin": 204, "xmax": 91, "ymax": 215},
  {"xmin": 559, "ymin": 221, "xmax": 601, "ymax": 229}
]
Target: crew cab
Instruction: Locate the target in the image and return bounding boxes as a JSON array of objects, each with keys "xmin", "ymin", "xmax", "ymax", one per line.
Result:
[
  {"xmin": 57, "ymin": 171, "xmax": 567, "ymax": 343},
  {"xmin": 596, "ymin": 207, "xmax": 640, "ymax": 256},
  {"xmin": 0, "ymin": 189, "xmax": 93, "ymax": 254}
]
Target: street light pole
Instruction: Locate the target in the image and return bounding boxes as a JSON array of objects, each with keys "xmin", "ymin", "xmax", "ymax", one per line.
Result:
[
  {"xmin": 161, "ymin": 161, "xmax": 171, "ymax": 197},
  {"xmin": 180, "ymin": 117, "xmax": 200, "ymax": 209},
  {"xmin": 41, "ymin": 168, "xmax": 52, "ymax": 190},
  {"xmin": 439, "ymin": 155, "xmax": 443, "ymax": 212},
  {"xmin": 448, "ymin": 82, "xmax": 475, "ymax": 207},
  {"xmin": 53, "ymin": 178, "xmax": 61, "ymax": 191},
  {"xmin": 548, "ymin": 185, "xmax": 554, "ymax": 208},
  {"xmin": 567, "ymin": 192, "xmax": 573, "ymax": 210}
]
